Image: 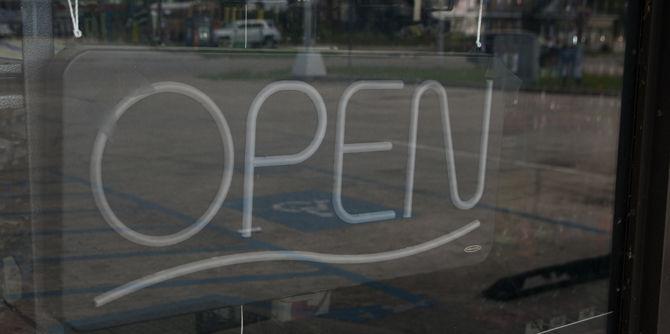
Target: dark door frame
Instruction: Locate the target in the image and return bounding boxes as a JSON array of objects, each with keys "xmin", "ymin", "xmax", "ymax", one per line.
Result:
[{"xmin": 610, "ymin": 0, "xmax": 670, "ymax": 333}]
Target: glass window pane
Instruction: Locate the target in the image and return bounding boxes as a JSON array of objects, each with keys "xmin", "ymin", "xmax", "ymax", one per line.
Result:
[{"xmin": 2, "ymin": 0, "xmax": 628, "ymax": 333}]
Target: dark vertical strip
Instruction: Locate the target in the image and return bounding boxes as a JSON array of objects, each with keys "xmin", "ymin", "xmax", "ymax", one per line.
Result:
[
  {"xmin": 610, "ymin": 0, "xmax": 670, "ymax": 333},
  {"xmin": 609, "ymin": 0, "xmax": 644, "ymax": 329},
  {"xmin": 644, "ymin": 0, "xmax": 670, "ymax": 330},
  {"xmin": 659, "ymin": 164, "xmax": 670, "ymax": 333}
]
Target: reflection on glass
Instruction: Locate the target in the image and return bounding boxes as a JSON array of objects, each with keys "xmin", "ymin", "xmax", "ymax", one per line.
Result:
[{"xmin": 1, "ymin": 0, "xmax": 625, "ymax": 333}]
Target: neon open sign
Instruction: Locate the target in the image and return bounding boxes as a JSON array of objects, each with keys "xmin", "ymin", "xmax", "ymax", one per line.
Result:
[{"xmin": 90, "ymin": 79, "xmax": 494, "ymax": 307}]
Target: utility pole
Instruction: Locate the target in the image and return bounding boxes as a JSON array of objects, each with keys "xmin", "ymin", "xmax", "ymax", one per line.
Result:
[
  {"xmin": 157, "ymin": 0, "xmax": 163, "ymax": 44},
  {"xmin": 303, "ymin": 0, "xmax": 315, "ymax": 49},
  {"xmin": 413, "ymin": 0, "xmax": 422, "ymax": 22},
  {"xmin": 292, "ymin": 0, "xmax": 326, "ymax": 77},
  {"xmin": 437, "ymin": 0, "xmax": 445, "ymax": 54}
]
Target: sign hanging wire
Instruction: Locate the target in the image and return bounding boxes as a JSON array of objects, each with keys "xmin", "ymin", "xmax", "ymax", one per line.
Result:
[
  {"xmin": 66, "ymin": 0, "xmax": 82, "ymax": 38},
  {"xmin": 240, "ymin": 305, "xmax": 244, "ymax": 334},
  {"xmin": 476, "ymin": 0, "xmax": 484, "ymax": 48},
  {"xmin": 244, "ymin": 2, "xmax": 248, "ymax": 48}
]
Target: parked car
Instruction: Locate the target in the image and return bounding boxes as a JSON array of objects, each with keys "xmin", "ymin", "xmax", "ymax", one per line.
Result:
[{"xmin": 213, "ymin": 19, "xmax": 281, "ymax": 48}]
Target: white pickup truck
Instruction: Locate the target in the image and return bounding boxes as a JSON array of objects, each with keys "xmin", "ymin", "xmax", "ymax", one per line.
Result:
[{"xmin": 213, "ymin": 19, "xmax": 281, "ymax": 48}]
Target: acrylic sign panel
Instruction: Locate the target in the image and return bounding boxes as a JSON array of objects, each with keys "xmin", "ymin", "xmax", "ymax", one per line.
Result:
[{"xmin": 38, "ymin": 48, "xmax": 519, "ymax": 329}]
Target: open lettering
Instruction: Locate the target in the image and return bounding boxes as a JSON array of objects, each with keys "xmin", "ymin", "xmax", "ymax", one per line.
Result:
[{"xmin": 91, "ymin": 80, "xmax": 494, "ymax": 245}]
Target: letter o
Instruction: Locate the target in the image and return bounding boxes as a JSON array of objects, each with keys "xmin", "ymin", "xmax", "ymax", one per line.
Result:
[{"xmin": 90, "ymin": 82, "xmax": 234, "ymax": 247}]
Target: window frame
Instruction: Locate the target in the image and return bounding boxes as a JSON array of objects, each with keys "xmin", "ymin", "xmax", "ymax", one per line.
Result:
[{"xmin": 609, "ymin": 0, "xmax": 670, "ymax": 333}]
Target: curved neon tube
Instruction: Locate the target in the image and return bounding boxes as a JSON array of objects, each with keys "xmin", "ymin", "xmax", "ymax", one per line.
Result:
[{"xmin": 94, "ymin": 220, "xmax": 480, "ymax": 307}]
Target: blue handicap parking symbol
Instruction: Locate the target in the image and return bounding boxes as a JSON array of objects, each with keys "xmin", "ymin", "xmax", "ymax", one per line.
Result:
[{"xmin": 225, "ymin": 190, "xmax": 395, "ymax": 232}]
